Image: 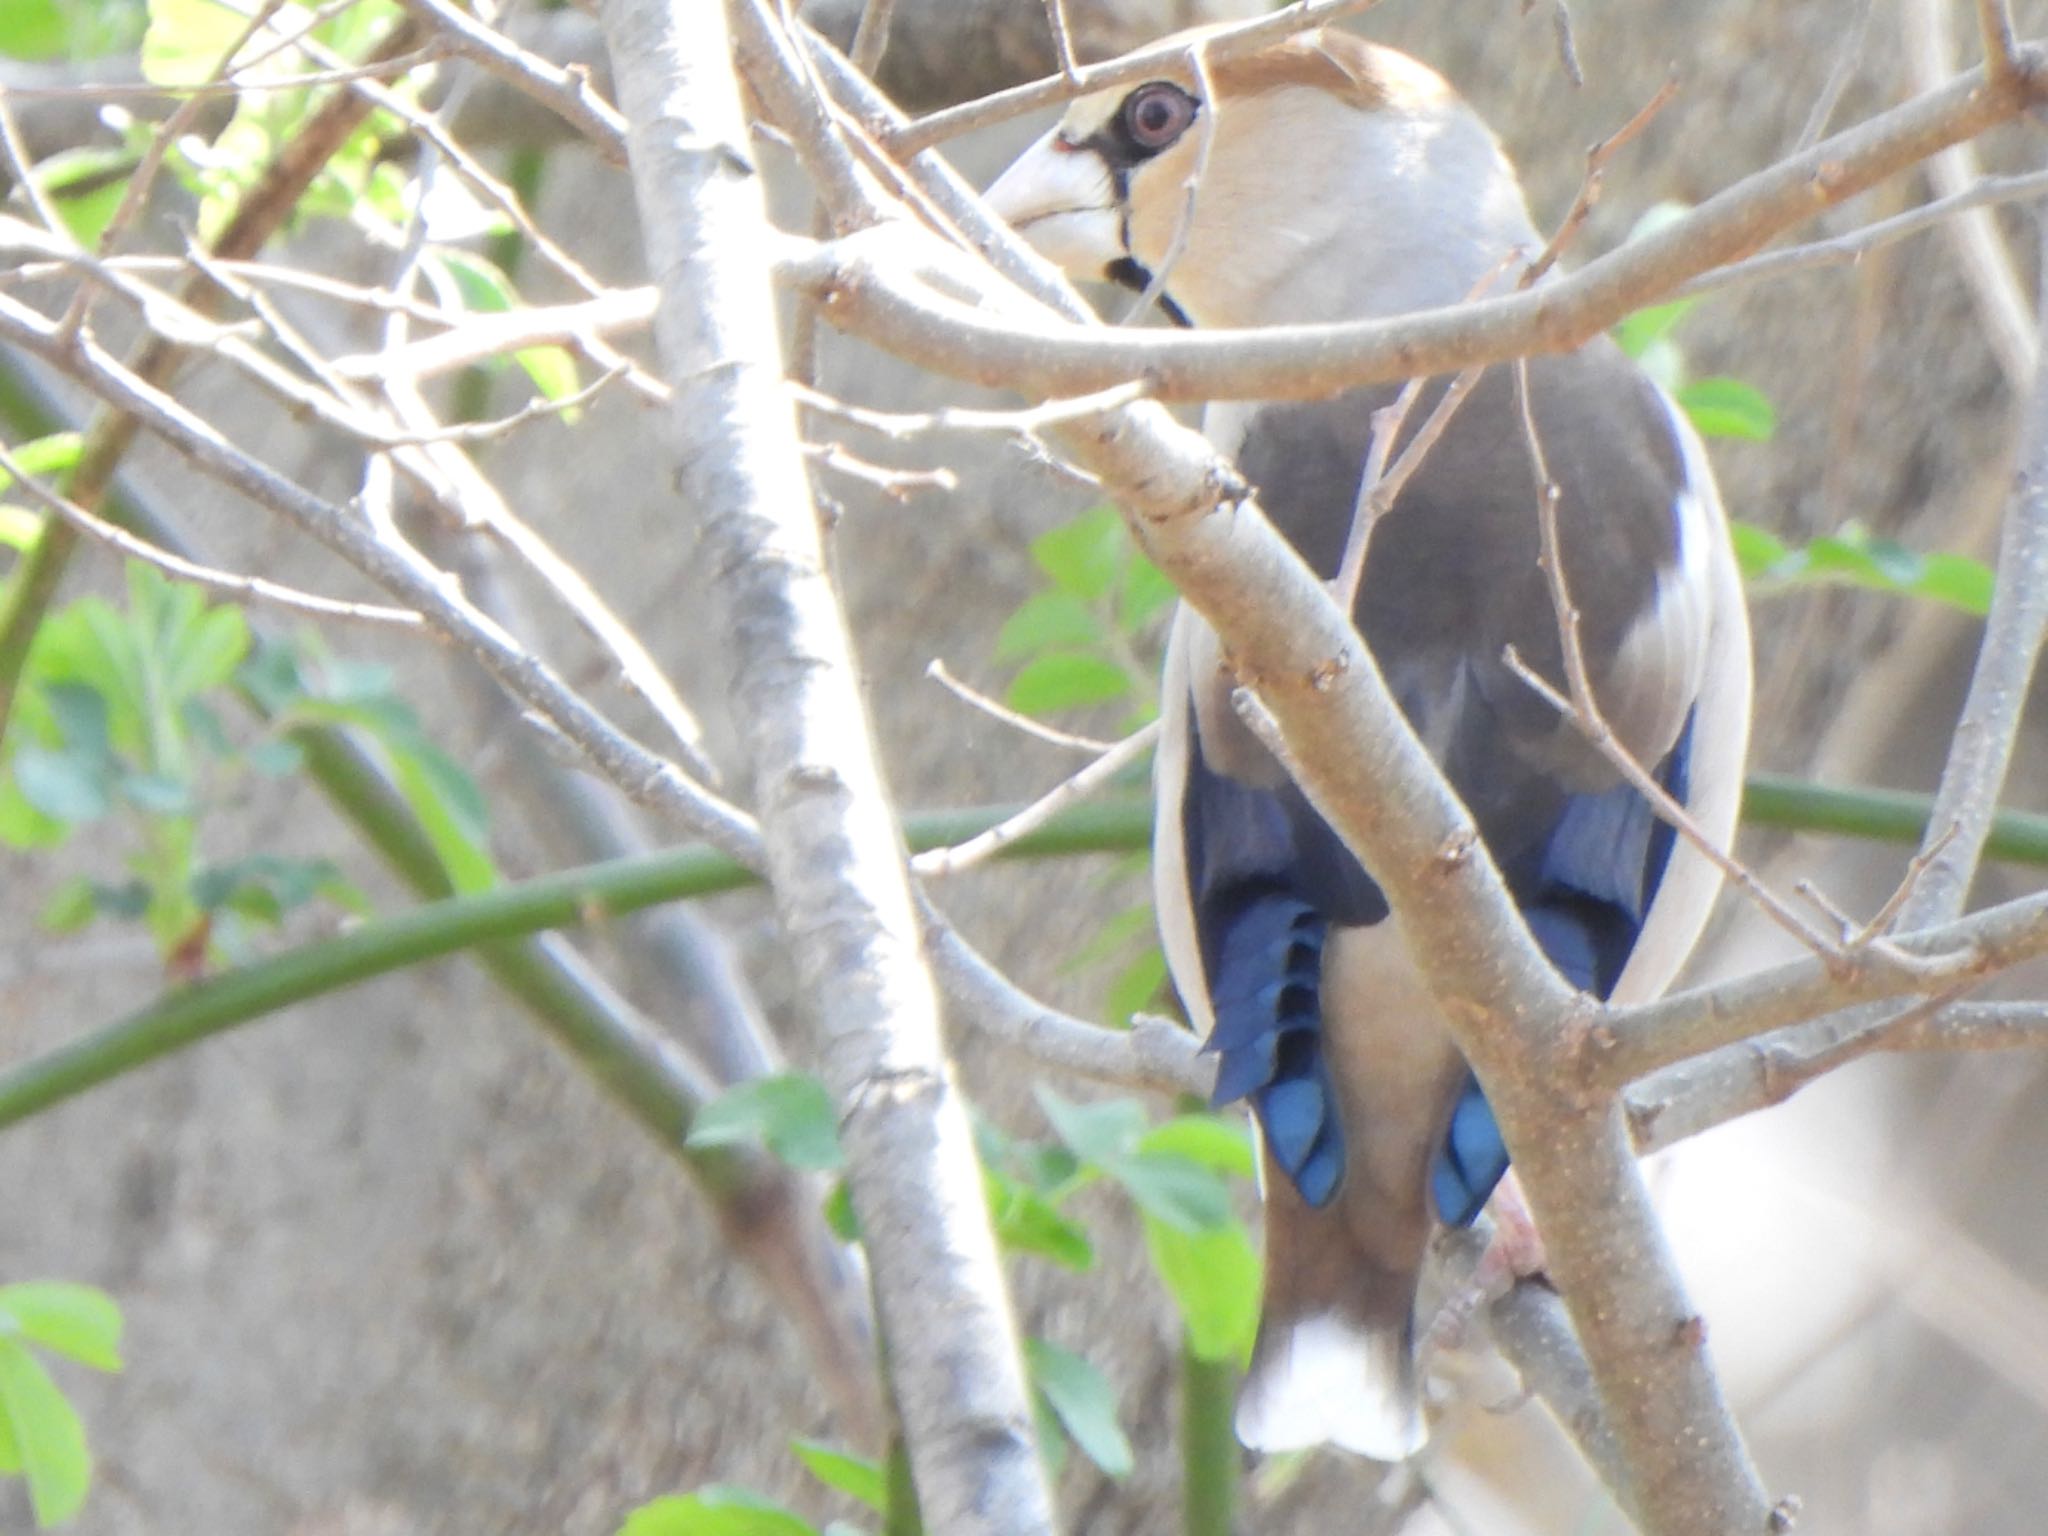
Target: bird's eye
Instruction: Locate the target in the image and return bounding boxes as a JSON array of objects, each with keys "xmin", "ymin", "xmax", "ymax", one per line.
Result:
[{"xmin": 1119, "ymin": 82, "xmax": 1198, "ymax": 154}]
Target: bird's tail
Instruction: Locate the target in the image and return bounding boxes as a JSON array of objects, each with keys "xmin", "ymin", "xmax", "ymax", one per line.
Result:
[{"xmin": 1235, "ymin": 1165, "xmax": 1427, "ymax": 1461}]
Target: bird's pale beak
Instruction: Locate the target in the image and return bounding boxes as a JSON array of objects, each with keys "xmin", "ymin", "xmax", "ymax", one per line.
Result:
[{"xmin": 983, "ymin": 131, "xmax": 1122, "ymax": 276}]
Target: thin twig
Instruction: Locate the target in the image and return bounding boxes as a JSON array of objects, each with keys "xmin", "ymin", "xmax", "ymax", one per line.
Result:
[
  {"xmin": 804, "ymin": 440, "xmax": 959, "ymax": 498},
  {"xmin": 792, "ymin": 380, "xmax": 1146, "ymax": 439},
  {"xmin": 399, "ymin": 0, "xmax": 628, "ymax": 161},
  {"xmin": 848, "ymin": 0, "xmax": 900, "ymax": 74},
  {"xmin": 1903, "ymin": 0, "xmax": 2035, "ymax": 388},
  {"xmin": 1794, "ymin": 0, "xmax": 1879, "ymax": 151},
  {"xmin": 888, "ymin": 0, "xmax": 1388, "ymax": 155},
  {"xmin": 0, "ymin": 442, "xmax": 423, "ymax": 626},
  {"xmin": 1039, "ymin": 0, "xmax": 1081, "ymax": 84},
  {"xmin": 913, "ymin": 722, "xmax": 1156, "ymax": 878},
  {"xmin": 1506, "ymin": 357, "xmax": 1845, "ymax": 963},
  {"xmin": 1676, "ymin": 168, "xmax": 2048, "ymax": 302},
  {"xmin": 0, "ymin": 46, "xmax": 446, "ymax": 101},
  {"xmin": 1979, "ymin": 0, "xmax": 2020, "ymax": 82},
  {"xmin": 926, "ymin": 659, "xmax": 1117, "ymax": 753},
  {"xmin": 1522, "ymin": 74, "xmax": 1680, "ymax": 289}
]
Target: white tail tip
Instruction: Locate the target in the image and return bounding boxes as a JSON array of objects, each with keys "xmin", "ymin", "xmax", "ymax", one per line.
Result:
[{"xmin": 1235, "ymin": 1312, "xmax": 1424, "ymax": 1461}]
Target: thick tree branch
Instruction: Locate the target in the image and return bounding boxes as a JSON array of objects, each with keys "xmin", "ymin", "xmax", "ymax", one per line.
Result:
[{"xmin": 597, "ymin": 2, "xmax": 1054, "ymax": 1530}]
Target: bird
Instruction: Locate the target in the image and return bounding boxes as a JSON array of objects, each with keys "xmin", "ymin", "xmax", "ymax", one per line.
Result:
[{"xmin": 985, "ymin": 27, "xmax": 1753, "ymax": 1460}]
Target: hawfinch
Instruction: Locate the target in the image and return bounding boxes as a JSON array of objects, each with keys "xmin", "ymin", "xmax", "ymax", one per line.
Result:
[{"xmin": 986, "ymin": 30, "xmax": 1752, "ymax": 1459}]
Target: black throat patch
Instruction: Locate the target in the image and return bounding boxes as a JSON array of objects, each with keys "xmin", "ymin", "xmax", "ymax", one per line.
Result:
[{"xmin": 1105, "ymin": 257, "xmax": 1192, "ymax": 329}]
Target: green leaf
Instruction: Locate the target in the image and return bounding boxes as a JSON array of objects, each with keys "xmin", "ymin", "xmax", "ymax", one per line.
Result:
[
  {"xmin": 387, "ymin": 743, "xmax": 495, "ymax": 893},
  {"xmin": 0, "ymin": 433, "xmax": 82, "ymax": 494},
  {"xmin": 617, "ymin": 1489, "xmax": 819, "ymax": 1536},
  {"xmin": 1611, "ymin": 297, "xmax": 1698, "ymax": 362},
  {"xmin": 1117, "ymin": 556, "xmax": 1177, "ymax": 632},
  {"xmin": 117, "ymin": 772, "xmax": 192, "ymax": 816},
  {"xmin": 790, "ymin": 1440, "xmax": 886, "ymax": 1514},
  {"xmin": 1138, "ymin": 1115, "xmax": 1255, "ymax": 1181},
  {"xmin": 12, "ymin": 746, "xmax": 110, "ymax": 823},
  {"xmin": 1029, "ymin": 507, "xmax": 1125, "ymax": 601},
  {"xmin": 0, "ymin": 0, "xmax": 69, "ymax": 59},
  {"xmin": 1005, "ymin": 652, "xmax": 1129, "ymax": 717},
  {"xmin": 1103, "ymin": 945, "xmax": 1167, "ymax": 1025},
  {"xmin": 686, "ymin": 1074, "xmax": 843, "ymax": 1171},
  {"xmin": 986, "ymin": 1170, "xmax": 1094, "ymax": 1271},
  {"xmin": 1677, "ymin": 377, "xmax": 1776, "ymax": 442},
  {"xmin": 141, "ymin": 0, "xmax": 247, "ymax": 84},
  {"xmin": 161, "ymin": 603, "xmax": 250, "ymax": 703},
  {"xmin": 30, "ymin": 148, "xmax": 137, "ymax": 247},
  {"xmin": 0, "ymin": 1339, "xmax": 91, "ymax": 1526},
  {"xmin": 42, "ymin": 685, "xmax": 110, "ymax": 761},
  {"xmin": 1741, "ymin": 522, "xmax": 1994, "ymax": 616},
  {"xmin": 1035, "ymin": 1087, "xmax": 1144, "ymax": 1165},
  {"xmin": 1727, "ymin": 520, "xmax": 1787, "ymax": 579},
  {"xmin": 994, "ymin": 590, "xmax": 1103, "ymax": 662},
  {"xmin": 1026, "ymin": 1337, "xmax": 1132, "ymax": 1479},
  {"xmin": 0, "ymin": 1286, "xmax": 122, "ymax": 1373},
  {"xmin": 0, "ymin": 506, "xmax": 44, "ymax": 552},
  {"xmin": 426, "ymin": 248, "xmax": 580, "ymax": 408},
  {"xmin": 1109, "ymin": 1151, "xmax": 1233, "ymax": 1233},
  {"xmin": 1143, "ymin": 1215, "xmax": 1260, "ymax": 1364},
  {"xmin": 821, "ymin": 1179, "xmax": 859, "ymax": 1242},
  {"xmin": 39, "ymin": 878, "xmax": 97, "ymax": 935}
]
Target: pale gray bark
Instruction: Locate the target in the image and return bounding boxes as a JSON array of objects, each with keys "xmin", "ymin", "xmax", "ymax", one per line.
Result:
[{"xmin": 594, "ymin": 1, "xmax": 1054, "ymax": 1530}]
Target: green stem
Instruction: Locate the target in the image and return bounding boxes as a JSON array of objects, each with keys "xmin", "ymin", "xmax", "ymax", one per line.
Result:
[
  {"xmin": 9, "ymin": 770, "xmax": 2048, "ymax": 1134},
  {"xmin": 884, "ymin": 1432, "xmax": 924, "ymax": 1536},
  {"xmin": 1742, "ymin": 772, "xmax": 2048, "ymax": 864},
  {"xmin": 1179, "ymin": 1334, "xmax": 1238, "ymax": 1536}
]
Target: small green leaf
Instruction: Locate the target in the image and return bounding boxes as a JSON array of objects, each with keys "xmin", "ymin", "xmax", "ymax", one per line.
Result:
[
  {"xmin": 1611, "ymin": 297, "xmax": 1698, "ymax": 362},
  {"xmin": 1029, "ymin": 507, "xmax": 1125, "ymax": 601},
  {"xmin": 161, "ymin": 603, "xmax": 250, "ymax": 702},
  {"xmin": 0, "ymin": 1338, "xmax": 91, "ymax": 1526},
  {"xmin": 1109, "ymin": 1152, "xmax": 1233, "ymax": 1233},
  {"xmin": 0, "ymin": 0, "xmax": 70, "ymax": 60},
  {"xmin": 1035, "ymin": 1087, "xmax": 1144, "ymax": 1166},
  {"xmin": 514, "ymin": 344, "xmax": 581, "ymax": 408},
  {"xmin": 1117, "ymin": 557, "xmax": 1177, "ymax": 632},
  {"xmin": 1005, "ymin": 652, "xmax": 1129, "ymax": 717},
  {"xmin": 1104, "ymin": 946, "xmax": 1168, "ymax": 1025},
  {"xmin": 118, "ymin": 772, "xmax": 192, "ymax": 816},
  {"xmin": 387, "ymin": 743, "xmax": 496, "ymax": 894},
  {"xmin": 1138, "ymin": 1115, "xmax": 1255, "ymax": 1181},
  {"xmin": 0, "ymin": 433, "xmax": 83, "ymax": 493},
  {"xmin": 42, "ymin": 685, "xmax": 109, "ymax": 761},
  {"xmin": 790, "ymin": 1440, "xmax": 886, "ymax": 1514},
  {"xmin": 687, "ymin": 1074, "xmax": 843, "ymax": 1171},
  {"xmin": 0, "ymin": 506, "xmax": 44, "ymax": 552},
  {"xmin": 0, "ymin": 1286, "xmax": 122, "ymax": 1373},
  {"xmin": 39, "ymin": 878, "xmax": 97, "ymax": 935},
  {"xmin": 141, "ymin": 0, "xmax": 249, "ymax": 90},
  {"xmin": 1677, "ymin": 377, "xmax": 1776, "ymax": 442},
  {"xmin": 986, "ymin": 1171, "xmax": 1094, "ymax": 1271},
  {"xmin": 617, "ymin": 1489, "xmax": 819, "ymax": 1536},
  {"xmin": 1144, "ymin": 1215, "xmax": 1260, "ymax": 1364},
  {"xmin": 821, "ymin": 1180, "xmax": 859, "ymax": 1242},
  {"xmin": 12, "ymin": 746, "xmax": 109, "ymax": 823},
  {"xmin": 1026, "ymin": 1337, "xmax": 1132, "ymax": 1479},
  {"xmin": 1728, "ymin": 521, "xmax": 1788, "ymax": 579},
  {"xmin": 994, "ymin": 590, "xmax": 1103, "ymax": 662}
]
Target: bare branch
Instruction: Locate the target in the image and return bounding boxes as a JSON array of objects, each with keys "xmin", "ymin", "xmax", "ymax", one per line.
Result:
[
  {"xmin": 399, "ymin": 0, "xmax": 628, "ymax": 161},
  {"xmin": 1039, "ymin": 0, "xmax": 1080, "ymax": 84},
  {"xmin": 598, "ymin": 2, "xmax": 1055, "ymax": 1528},
  {"xmin": 1522, "ymin": 73, "xmax": 1679, "ymax": 289},
  {"xmin": 913, "ymin": 722, "xmax": 1156, "ymax": 877},
  {"xmin": 888, "ymin": 0, "xmax": 1388, "ymax": 154},
  {"xmin": 1903, "ymin": 0, "xmax": 2036, "ymax": 388},
  {"xmin": 0, "ymin": 442, "xmax": 421, "ymax": 626},
  {"xmin": 849, "ymin": 0, "xmax": 901, "ymax": 74},
  {"xmin": 925, "ymin": 658, "xmax": 1120, "ymax": 753}
]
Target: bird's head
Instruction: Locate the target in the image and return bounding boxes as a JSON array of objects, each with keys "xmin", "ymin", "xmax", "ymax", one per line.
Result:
[{"xmin": 984, "ymin": 29, "xmax": 1542, "ymax": 328}]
